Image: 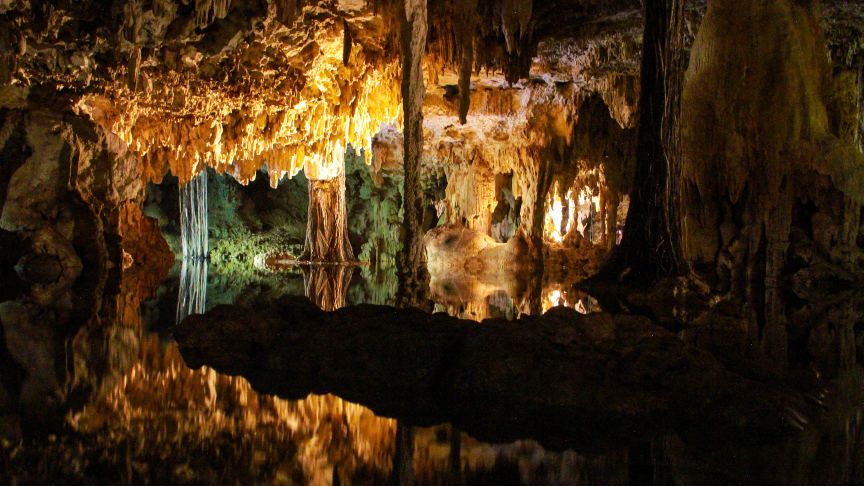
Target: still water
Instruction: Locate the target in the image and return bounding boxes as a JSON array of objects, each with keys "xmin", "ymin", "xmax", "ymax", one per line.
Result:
[{"xmin": 2, "ymin": 254, "xmax": 863, "ymax": 485}]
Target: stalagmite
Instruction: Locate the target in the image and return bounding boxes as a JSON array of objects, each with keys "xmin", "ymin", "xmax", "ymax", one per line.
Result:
[
  {"xmin": 300, "ymin": 169, "xmax": 355, "ymax": 263},
  {"xmin": 395, "ymin": 0, "xmax": 430, "ymax": 308}
]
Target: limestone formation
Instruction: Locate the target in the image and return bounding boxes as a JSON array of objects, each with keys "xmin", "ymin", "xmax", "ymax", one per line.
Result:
[
  {"xmin": 1, "ymin": 1, "xmax": 864, "ymax": 481},
  {"xmin": 681, "ymin": 0, "xmax": 864, "ymax": 366}
]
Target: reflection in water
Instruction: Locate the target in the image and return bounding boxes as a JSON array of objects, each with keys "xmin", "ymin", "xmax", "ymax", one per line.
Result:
[
  {"xmin": 176, "ymin": 258, "xmax": 208, "ymax": 325},
  {"xmin": 67, "ymin": 335, "xmax": 397, "ymax": 485},
  {"xmin": 303, "ymin": 264, "xmax": 356, "ymax": 312},
  {"xmin": 176, "ymin": 168, "xmax": 209, "ymax": 325},
  {"xmin": 426, "ymin": 225, "xmax": 535, "ymax": 320},
  {"xmin": 6, "ymin": 250, "xmax": 864, "ymax": 484},
  {"xmin": 542, "ymin": 286, "xmax": 601, "ymax": 315}
]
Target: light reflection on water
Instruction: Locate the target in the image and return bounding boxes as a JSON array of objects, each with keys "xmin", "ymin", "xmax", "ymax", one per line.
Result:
[
  {"xmin": 124, "ymin": 262, "xmax": 613, "ymax": 485},
  {"xmin": 8, "ymin": 259, "xmax": 860, "ymax": 485}
]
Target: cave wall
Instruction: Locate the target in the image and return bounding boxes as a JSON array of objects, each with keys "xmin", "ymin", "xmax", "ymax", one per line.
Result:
[
  {"xmin": 0, "ymin": 103, "xmax": 172, "ymax": 437},
  {"xmin": 680, "ymin": 0, "xmax": 864, "ymax": 372}
]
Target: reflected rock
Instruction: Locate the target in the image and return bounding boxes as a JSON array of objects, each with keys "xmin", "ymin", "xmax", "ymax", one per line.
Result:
[{"xmin": 426, "ymin": 224, "xmax": 535, "ymax": 311}]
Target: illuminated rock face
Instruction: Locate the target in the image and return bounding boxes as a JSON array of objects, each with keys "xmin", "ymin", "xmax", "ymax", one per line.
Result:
[{"xmin": 63, "ymin": 1, "xmax": 403, "ymax": 189}]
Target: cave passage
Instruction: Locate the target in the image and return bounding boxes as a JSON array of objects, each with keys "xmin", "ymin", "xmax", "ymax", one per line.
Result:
[{"xmin": 1, "ymin": 0, "xmax": 864, "ymax": 484}]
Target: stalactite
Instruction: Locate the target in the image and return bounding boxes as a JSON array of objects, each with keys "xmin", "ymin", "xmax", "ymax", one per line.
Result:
[
  {"xmin": 456, "ymin": 0, "xmax": 478, "ymax": 124},
  {"xmin": 127, "ymin": 47, "xmax": 141, "ymax": 92},
  {"xmin": 179, "ymin": 169, "xmax": 208, "ymax": 260},
  {"xmin": 276, "ymin": 0, "xmax": 303, "ymax": 26},
  {"xmin": 300, "ymin": 169, "xmax": 355, "ymax": 263},
  {"xmin": 343, "ymin": 19, "xmax": 353, "ymax": 67},
  {"xmin": 195, "ymin": 0, "xmax": 231, "ymax": 28},
  {"xmin": 395, "ymin": 0, "xmax": 430, "ymax": 308}
]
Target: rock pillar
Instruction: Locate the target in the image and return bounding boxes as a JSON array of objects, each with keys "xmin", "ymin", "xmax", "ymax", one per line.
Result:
[{"xmin": 395, "ymin": 0, "xmax": 430, "ymax": 308}]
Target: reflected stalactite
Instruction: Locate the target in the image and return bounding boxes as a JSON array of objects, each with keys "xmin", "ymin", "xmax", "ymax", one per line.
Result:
[
  {"xmin": 177, "ymin": 168, "xmax": 209, "ymax": 325},
  {"xmin": 449, "ymin": 426, "xmax": 463, "ymax": 486},
  {"xmin": 389, "ymin": 421, "xmax": 416, "ymax": 486},
  {"xmin": 176, "ymin": 259, "xmax": 207, "ymax": 325},
  {"xmin": 63, "ymin": 335, "xmax": 397, "ymax": 485},
  {"xmin": 302, "ymin": 264, "xmax": 356, "ymax": 312}
]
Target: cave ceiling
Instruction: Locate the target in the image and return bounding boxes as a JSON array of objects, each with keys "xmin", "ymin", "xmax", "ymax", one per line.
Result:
[{"xmin": 0, "ymin": 0, "xmax": 861, "ymax": 191}]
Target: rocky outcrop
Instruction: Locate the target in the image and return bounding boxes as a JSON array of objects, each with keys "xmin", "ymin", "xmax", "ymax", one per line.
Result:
[{"xmin": 176, "ymin": 296, "xmax": 815, "ymax": 451}]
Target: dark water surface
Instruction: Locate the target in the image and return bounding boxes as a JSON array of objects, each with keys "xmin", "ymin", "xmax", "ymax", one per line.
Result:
[{"xmin": 2, "ymin": 258, "xmax": 863, "ymax": 485}]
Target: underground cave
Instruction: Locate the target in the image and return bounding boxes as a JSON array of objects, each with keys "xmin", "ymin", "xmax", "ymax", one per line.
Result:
[{"xmin": 1, "ymin": 0, "xmax": 864, "ymax": 484}]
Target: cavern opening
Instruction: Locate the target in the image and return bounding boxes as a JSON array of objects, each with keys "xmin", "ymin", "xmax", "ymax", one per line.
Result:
[{"xmin": 2, "ymin": 0, "xmax": 864, "ymax": 484}]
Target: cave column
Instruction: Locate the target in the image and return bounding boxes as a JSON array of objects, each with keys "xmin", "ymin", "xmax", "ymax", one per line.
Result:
[
  {"xmin": 613, "ymin": 0, "xmax": 688, "ymax": 283},
  {"xmin": 301, "ymin": 162, "xmax": 355, "ymax": 263},
  {"xmin": 598, "ymin": 190, "xmax": 607, "ymax": 247},
  {"xmin": 560, "ymin": 192, "xmax": 570, "ymax": 237},
  {"xmin": 396, "ymin": 0, "xmax": 430, "ymax": 308},
  {"xmin": 606, "ymin": 192, "xmax": 619, "ymax": 251},
  {"xmin": 858, "ymin": 67, "xmax": 864, "ymax": 154},
  {"xmin": 527, "ymin": 153, "xmax": 554, "ymax": 316}
]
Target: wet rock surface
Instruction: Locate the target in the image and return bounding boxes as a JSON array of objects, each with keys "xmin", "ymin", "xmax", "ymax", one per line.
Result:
[{"xmin": 176, "ymin": 296, "xmax": 815, "ymax": 452}]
